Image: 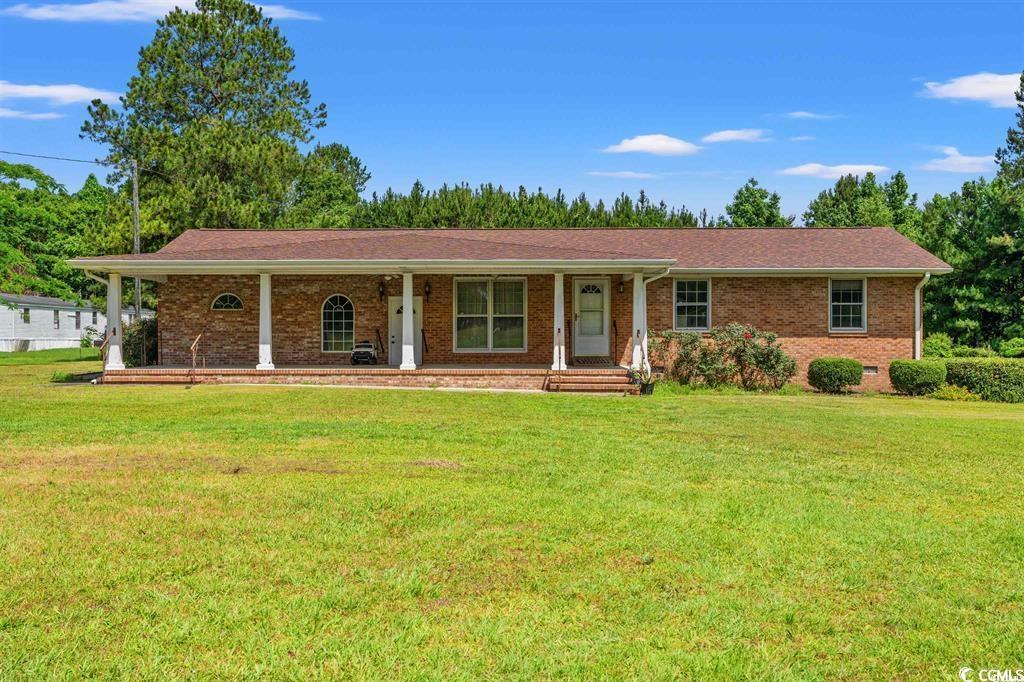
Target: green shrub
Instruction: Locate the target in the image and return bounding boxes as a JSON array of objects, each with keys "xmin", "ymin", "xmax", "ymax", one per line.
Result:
[
  {"xmin": 648, "ymin": 330, "xmax": 701, "ymax": 384},
  {"xmin": 888, "ymin": 360, "xmax": 947, "ymax": 396},
  {"xmin": 930, "ymin": 384, "xmax": 981, "ymax": 402},
  {"xmin": 122, "ymin": 316, "xmax": 159, "ymax": 368},
  {"xmin": 807, "ymin": 357, "xmax": 863, "ymax": 393},
  {"xmin": 950, "ymin": 345, "xmax": 997, "ymax": 358},
  {"xmin": 923, "ymin": 333, "xmax": 953, "ymax": 358},
  {"xmin": 50, "ymin": 370, "xmax": 75, "ymax": 383},
  {"xmin": 648, "ymin": 324, "xmax": 797, "ymax": 391},
  {"xmin": 998, "ymin": 337, "xmax": 1024, "ymax": 358},
  {"xmin": 944, "ymin": 358, "xmax": 1024, "ymax": 403}
]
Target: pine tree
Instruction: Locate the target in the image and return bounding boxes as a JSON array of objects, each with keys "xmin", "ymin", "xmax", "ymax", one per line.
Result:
[{"xmin": 995, "ymin": 71, "xmax": 1024, "ymax": 187}]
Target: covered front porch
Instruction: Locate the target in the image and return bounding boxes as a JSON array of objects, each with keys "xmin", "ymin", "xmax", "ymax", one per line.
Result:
[{"xmin": 91, "ymin": 262, "xmax": 671, "ymax": 389}]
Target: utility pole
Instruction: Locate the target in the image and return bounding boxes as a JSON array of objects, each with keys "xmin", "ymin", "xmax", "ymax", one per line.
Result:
[{"xmin": 131, "ymin": 158, "xmax": 144, "ymax": 366}]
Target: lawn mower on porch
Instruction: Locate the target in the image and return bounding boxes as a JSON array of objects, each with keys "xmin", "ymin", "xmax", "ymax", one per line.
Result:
[{"xmin": 350, "ymin": 341, "xmax": 378, "ymax": 365}]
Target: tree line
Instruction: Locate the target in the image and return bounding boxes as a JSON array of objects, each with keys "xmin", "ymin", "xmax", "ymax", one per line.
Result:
[{"xmin": 0, "ymin": 0, "xmax": 1020, "ymax": 349}]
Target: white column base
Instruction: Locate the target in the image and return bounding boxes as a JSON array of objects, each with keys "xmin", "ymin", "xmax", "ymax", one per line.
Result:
[{"xmin": 256, "ymin": 363, "xmax": 275, "ymax": 370}]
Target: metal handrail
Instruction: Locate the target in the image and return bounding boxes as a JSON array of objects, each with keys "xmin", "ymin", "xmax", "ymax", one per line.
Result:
[
  {"xmin": 375, "ymin": 328, "xmax": 385, "ymax": 355},
  {"xmin": 612, "ymin": 319, "xmax": 618, "ymax": 364},
  {"xmin": 421, "ymin": 328, "xmax": 429, "ymax": 354},
  {"xmin": 98, "ymin": 331, "xmax": 113, "ymax": 365},
  {"xmin": 189, "ymin": 333, "xmax": 203, "ymax": 384}
]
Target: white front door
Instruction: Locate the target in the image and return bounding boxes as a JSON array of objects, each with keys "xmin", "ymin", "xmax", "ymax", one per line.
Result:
[
  {"xmin": 573, "ymin": 278, "xmax": 610, "ymax": 357},
  {"xmin": 388, "ymin": 296, "xmax": 423, "ymax": 366}
]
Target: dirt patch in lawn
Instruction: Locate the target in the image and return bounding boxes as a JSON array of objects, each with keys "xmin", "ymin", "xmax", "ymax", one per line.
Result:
[{"xmin": 412, "ymin": 459, "xmax": 463, "ymax": 470}]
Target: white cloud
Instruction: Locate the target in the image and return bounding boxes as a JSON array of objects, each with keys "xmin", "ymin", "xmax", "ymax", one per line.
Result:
[
  {"xmin": 789, "ymin": 135, "xmax": 815, "ymax": 142},
  {"xmin": 0, "ymin": 106, "xmax": 63, "ymax": 120},
  {"xmin": 602, "ymin": 134, "xmax": 700, "ymax": 156},
  {"xmin": 585, "ymin": 171, "xmax": 658, "ymax": 179},
  {"xmin": 0, "ymin": 80, "xmax": 120, "ymax": 105},
  {"xmin": 922, "ymin": 72, "xmax": 1019, "ymax": 108},
  {"xmin": 919, "ymin": 146, "xmax": 996, "ymax": 173},
  {"xmin": 1, "ymin": 0, "xmax": 318, "ymax": 21},
  {"xmin": 785, "ymin": 111, "xmax": 841, "ymax": 120},
  {"xmin": 779, "ymin": 163, "xmax": 889, "ymax": 179},
  {"xmin": 701, "ymin": 128, "xmax": 770, "ymax": 143}
]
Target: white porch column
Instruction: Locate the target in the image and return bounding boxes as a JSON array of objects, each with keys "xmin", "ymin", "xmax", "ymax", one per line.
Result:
[
  {"xmin": 551, "ymin": 273, "xmax": 566, "ymax": 370},
  {"xmin": 631, "ymin": 273, "xmax": 648, "ymax": 370},
  {"xmin": 257, "ymin": 273, "xmax": 274, "ymax": 369},
  {"xmin": 400, "ymin": 272, "xmax": 416, "ymax": 370},
  {"xmin": 104, "ymin": 272, "xmax": 124, "ymax": 370}
]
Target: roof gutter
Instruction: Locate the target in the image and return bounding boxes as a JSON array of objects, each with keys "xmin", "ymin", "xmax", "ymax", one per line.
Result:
[
  {"xmin": 914, "ymin": 272, "xmax": 931, "ymax": 360},
  {"xmin": 84, "ymin": 270, "xmax": 109, "ymax": 287},
  {"xmin": 67, "ymin": 257, "xmax": 677, "ymax": 276}
]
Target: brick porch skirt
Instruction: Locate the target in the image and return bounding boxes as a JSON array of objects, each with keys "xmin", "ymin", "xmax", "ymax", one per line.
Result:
[{"xmin": 100, "ymin": 366, "xmax": 628, "ymax": 391}]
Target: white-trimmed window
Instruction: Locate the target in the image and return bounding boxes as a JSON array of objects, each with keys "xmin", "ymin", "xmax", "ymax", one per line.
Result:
[
  {"xmin": 21, "ymin": 308, "xmax": 29, "ymax": 324},
  {"xmin": 829, "ymin": 278, "xmax": 866, "ymax": 331},
  {"xmin": 53, "ymin": 310, "xmax": 60, "ymax": 329},
  {"xmin": 75, "ymin": 311, "xmax": 81, "ymax": 330},
  {"xmin": 455, "ymin": 278, "xmax": 526, "ymax": 351},
  {"xmin": 674, "ymin": 279, "xmax": 711, "ymax": 331},
  {"xmin": 322, "ymin": 294, "xmax": 355, "ymax": 352},
  {"xmin": 211, "ymin": 293, "xmax": 244, "ymax": 310},
  {"xmin": 92, "ymin": 311, "xmax": 98, "ymax": 325}
]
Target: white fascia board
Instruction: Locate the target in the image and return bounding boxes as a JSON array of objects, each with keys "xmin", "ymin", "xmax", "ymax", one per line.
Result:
[
  {"xmin": 68, "ymin": 258, "xmax": 677, "ymax": 276},
  {"xmin": 667, "ymin": 266, "xmax": 953, "ymax": 276}
]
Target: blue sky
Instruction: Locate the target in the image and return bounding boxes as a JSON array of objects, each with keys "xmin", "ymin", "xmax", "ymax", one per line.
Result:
[{"xmin": 0, "ymin": 1, "xmax": 1021, "ymax": 222}]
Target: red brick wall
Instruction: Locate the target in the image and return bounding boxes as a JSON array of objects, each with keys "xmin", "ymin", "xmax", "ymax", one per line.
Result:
[
  {"xmin": 157, "ymin": 273, "xmax": 916, "ymax": 390},
  {"xmin": 647, "ymin": 276, "xmax": 917, "ymax": 390}
]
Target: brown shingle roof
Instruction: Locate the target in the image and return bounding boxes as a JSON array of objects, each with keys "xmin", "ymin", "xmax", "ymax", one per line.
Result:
[{"xmin": 77, "ymin": 226, "xmax": 951, "ymax": 272}]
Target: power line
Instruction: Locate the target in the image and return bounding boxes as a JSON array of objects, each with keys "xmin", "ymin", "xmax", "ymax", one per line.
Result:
[
  {"xmin": 1, "ymin": 148, "xmax": 403, "ymax": 228},
  {"xmin": 0, "ymin": 149, "xmax": 111, "ymax": 165}
]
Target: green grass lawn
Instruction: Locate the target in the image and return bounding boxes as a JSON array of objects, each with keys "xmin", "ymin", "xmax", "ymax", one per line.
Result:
[{"xmin": 1, "ymin": 354, "xmax": 1022, "ymax": 678}]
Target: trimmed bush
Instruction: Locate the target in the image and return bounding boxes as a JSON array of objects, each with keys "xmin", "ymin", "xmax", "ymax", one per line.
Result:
[
  {"xmin": 930, "ymin": 384, "xmax": 981, "ymax": 402},
  {"xmin": 923, "ymin": 333, "xmax": 953, "ymax": 358},
  {"xmin": 889, "ymin": 360, "xmax": 947, "ymax": 396},
  {"xmin": 950, "ymin": 345, "xmax": 997, "ymax": 358},
  {"xmin": 807, "ymin": 357, "xmax": 863, "ymax": 393},
  {"xmin": 998, "ymin": 337, "xmax": 1024, "ymax": 358},
  {"xmin": 944, "ymin": 358, "xmax": 1024, "ymax": 403}
]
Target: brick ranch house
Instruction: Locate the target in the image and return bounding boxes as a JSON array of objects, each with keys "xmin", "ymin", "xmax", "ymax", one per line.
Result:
[{"xmin": 69, "ymin": 226, "xmax": 951, "ymax": 392}]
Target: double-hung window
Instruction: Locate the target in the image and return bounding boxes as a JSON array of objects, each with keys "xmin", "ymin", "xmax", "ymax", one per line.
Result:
[
  {"xmin": 53, "ymin": 310, "xmax": 60, "ymax": 329},
  {"xmin": 455, "ymin": 278, "xmax": 526, "ymax": 351},
  {"xmin": 21, "ymin": 308, "xmax": 30, "ymax": 324},
  {"xmin": 674, "ymin": 279, "xmax": 711, "ymax": 331},
  {"xmin": 829, "ymin": 279, "xmax": 866, "ymax": 331}
]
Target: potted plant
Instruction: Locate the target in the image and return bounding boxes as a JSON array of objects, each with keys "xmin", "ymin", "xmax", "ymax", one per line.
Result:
[
  {"xmin": 630, "ymin": 363, "xmax": 656, "ymax": 395},
  {"xmin": 629, "ymin": 340, "xmax": 657, "ymax": 395}
]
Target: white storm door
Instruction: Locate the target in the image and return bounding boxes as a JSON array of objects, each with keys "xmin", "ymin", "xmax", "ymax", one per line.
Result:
[
  {"xmin": 573, "ymin": 278, "xmax": 610, "ymax": 357},
  {"xmin": 388, "ymin": 296, "xmax": 423, "ymax": 365}
]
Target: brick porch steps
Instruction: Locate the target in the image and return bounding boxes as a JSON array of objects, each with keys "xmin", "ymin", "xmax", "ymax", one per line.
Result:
[{"xmin": 544, "ymin": 368, "xmax": 638, "ymax": 395}]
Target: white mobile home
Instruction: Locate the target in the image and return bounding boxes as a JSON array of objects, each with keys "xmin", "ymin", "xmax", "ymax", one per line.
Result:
[{"xmin": 0, "ymin": 292, "xmax": 153, "ymax": 352}]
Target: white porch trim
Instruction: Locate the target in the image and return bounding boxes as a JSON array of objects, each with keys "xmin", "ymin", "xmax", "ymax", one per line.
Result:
[
  {"xmin": 551, "ymin": 272, "xmax": 566, "ymax": 370},
  {"xmin": 400, "ymin": 273, "xmax": 416, "ymax": 370},
  {"xmin": 257, "ymin": 273, "xmax": 274, "ymax": 369},
  {"xmin": 104, "ymin": 272, "xmax": 124, "ymax": 370}
]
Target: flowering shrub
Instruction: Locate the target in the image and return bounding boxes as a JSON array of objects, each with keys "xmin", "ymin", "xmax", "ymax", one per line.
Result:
[{"xmin": 648, "ymin": 324, "xmax": 796, "ymax": 391}]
